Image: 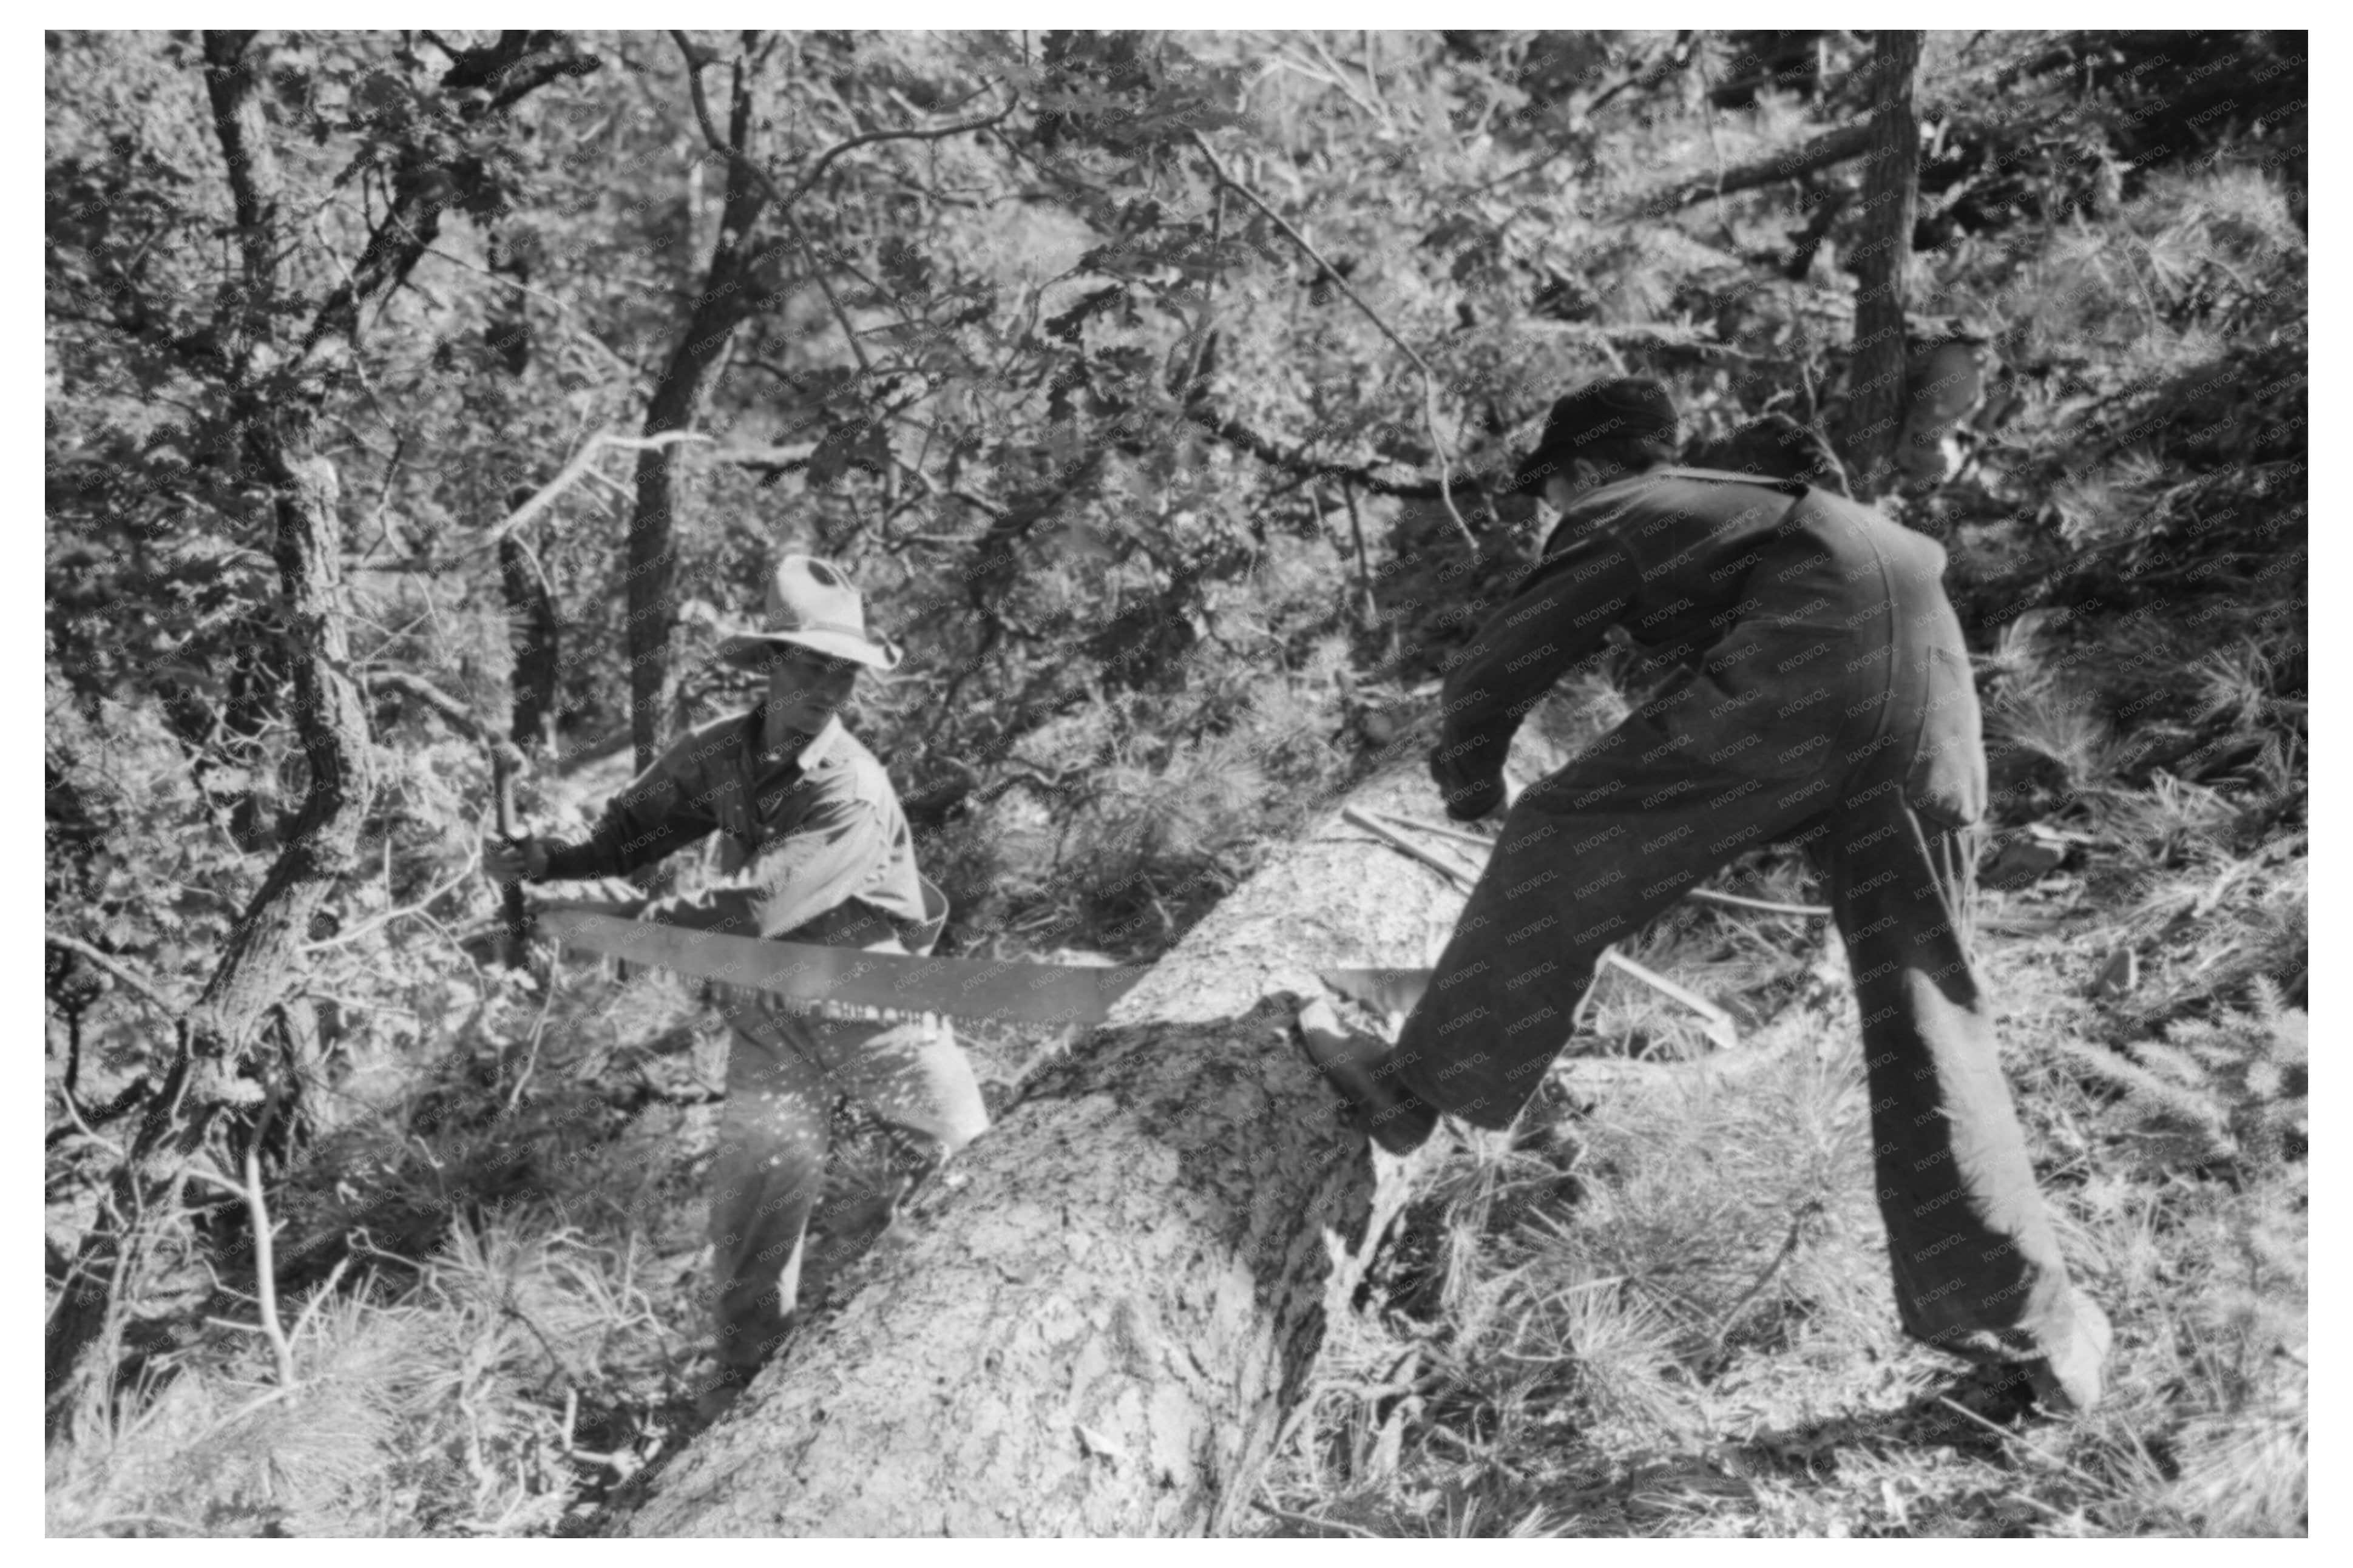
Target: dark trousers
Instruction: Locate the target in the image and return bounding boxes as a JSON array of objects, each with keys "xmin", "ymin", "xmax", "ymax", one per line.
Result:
[{"xmin": 1392, "ymin": 734, "xmax": 2082, "ymax": 1367}]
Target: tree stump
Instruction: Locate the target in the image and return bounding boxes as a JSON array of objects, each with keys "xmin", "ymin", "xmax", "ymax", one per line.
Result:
[{"xmin": 618, "ymin": 762, "xmax": 1470, "ymax": 1536}]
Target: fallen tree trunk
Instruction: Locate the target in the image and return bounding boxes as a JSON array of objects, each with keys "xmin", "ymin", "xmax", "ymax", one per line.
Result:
[{"xmin": 619, "ymin": 760, "xmax": 1477, "ymax": 1537}]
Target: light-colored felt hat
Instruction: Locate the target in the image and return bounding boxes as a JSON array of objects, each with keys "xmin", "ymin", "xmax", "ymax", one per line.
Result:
[{"xmin": 716, "ymin": 554, "xmax": 902, "ymax": 671}]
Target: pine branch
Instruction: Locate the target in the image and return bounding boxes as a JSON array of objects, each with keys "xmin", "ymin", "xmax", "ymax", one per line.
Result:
[{"xmin": 2051, "ymin": 1038, "xmax": 2230, "ymax": 1144}]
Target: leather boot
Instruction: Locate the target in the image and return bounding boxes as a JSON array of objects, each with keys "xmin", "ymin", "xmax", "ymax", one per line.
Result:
[
  {"xmin": 693, "ymin": 1362, "xmax": 757, "ymax": 1424},
  {"xmin": 1294, "ymin": 1000, "xmax": 1438, "ymax": 1155}
]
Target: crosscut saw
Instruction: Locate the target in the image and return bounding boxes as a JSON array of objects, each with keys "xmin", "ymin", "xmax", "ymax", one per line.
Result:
[{"xmin": 535, "ymin": 905, "xmax": 1146, "ymax": 1029}]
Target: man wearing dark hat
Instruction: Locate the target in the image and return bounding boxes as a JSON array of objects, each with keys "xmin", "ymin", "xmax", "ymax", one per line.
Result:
[
  {"xmin": 484, "ymin": 555, "xmax": 985, "ymax": 1414},
  {"xmin": 1303, "ymin": 377, "xmax": 2112, "ymax": 1413}
]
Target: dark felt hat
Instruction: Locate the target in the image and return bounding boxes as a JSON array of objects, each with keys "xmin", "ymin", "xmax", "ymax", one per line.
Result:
[{"xmin": 1509, "ymin": 377, "xmax": 1679, "ymax": 492}]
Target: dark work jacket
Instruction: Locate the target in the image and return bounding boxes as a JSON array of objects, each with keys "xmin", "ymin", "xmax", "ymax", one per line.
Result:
[{"xmin": 1438, "ymin": 467, "xmax": 1986, "ymax": 826}]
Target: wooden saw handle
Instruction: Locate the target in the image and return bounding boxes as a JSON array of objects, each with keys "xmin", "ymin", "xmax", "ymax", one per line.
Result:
[{"xmin": 491, "ymin": 742, "xmax": 529, "ymax": 968}]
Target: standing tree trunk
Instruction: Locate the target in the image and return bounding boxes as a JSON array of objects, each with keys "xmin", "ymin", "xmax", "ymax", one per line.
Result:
[
  {"xmin": 46, "ymin": 33, "xmax": 377, "ymax": 1425},
  {"xmin": 625, "ymin": 47, "xmax": 773, "ymax": 771},
  {"xmin": 482, "ymin": 221, "xmax": 563, "ymax": 754},
  {"xmin": 617, "ymin": 761, "xmax": 1472, "ymax": 1536},
  {"xmin": 487, "ymin": 231, "xmax": 558, "ymax": 754},
  {"xmin": 1843, "ymin": 29, "xmax": 1923, "ymax": 499}
]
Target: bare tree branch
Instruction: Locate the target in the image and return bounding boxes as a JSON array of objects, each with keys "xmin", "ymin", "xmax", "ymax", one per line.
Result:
[
  {"xmin": 242, "ymin": 1085, "xmax": 297, "ymax": 1387},
  {"xmin": 47, "ymin": 1078, "xmax": 154, "ymax": 1152},
  {"xmin": 362, "ymin": 669, "xmax": 489, "ymax": 740},
  {"xmin": 1182, "ymin": 405, "xmax": 1457, "ymax": 501},
  {"xmin": 1187, "ymin": 128, "xmax": 1476, "ymax": 549},
  {"xmin": 478, "ymin": 430, "xmax": 711, "ymax": 553},
  {"xmin": 46, "ymin": 934, "xmax": 183, "ymax": 1019},
  {"xmin": 1619, "ymin": 120, "xmax": 1875, "ymax": 218},
  {"xmin": 359, "ymin": 430, "xmax": 714, "ymax": 574},
  {"xmin": 299, "ymin": 35, "xmax": 600, "ymax": 361},
  {"xmin": 780, "ymin": 96, "xmax": 1015, "ymax": 211},
  {"xmin": 671, "ymin": 30, "xmax": 1012, "ymax": 223}
]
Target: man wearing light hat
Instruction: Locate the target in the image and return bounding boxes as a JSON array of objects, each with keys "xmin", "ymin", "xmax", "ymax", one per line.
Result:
[
  {"xmin": 1302, "ymin": 378, "xmax": 2113, "ymax": 1416},
  {"xmin": 484, "ymin": 555, "xmax": 984, "ymax": 1414}
]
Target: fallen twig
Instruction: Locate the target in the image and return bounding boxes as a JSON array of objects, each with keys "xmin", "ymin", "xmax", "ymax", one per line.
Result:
[
  {"xmin": 1599, "ymin": 950, "xmax": 1739, "ymax": 1052},
  {"xmin": 1686, "ymin": 888, "xmax": 1830, "ymax": 919},
  {"xmin": 1363, "ymin": 813, "xmax": 1826, "ymax": 916},
  {"xmin": 1339, "ymin": 806, "xmax": 1741, "ymax": 1048},
  {"xmin": 1251, "ymin": 1499, "xmax": 1377, "ymax": 1538},
  {"xmin": 1341, "ymin": 804, "xmax": 1471, "ymax": 886},
  {"xmin": 1933, "ymin": 1396, "xmax": 2110, "ymax": 1492},
  {"xmin": 1711, "ymin": 1198, "xmax": 1823, "ymax": 1345},
  {"xmin": 1367, "ymin": 809, "xmax": 1494, "ymax": 848}
]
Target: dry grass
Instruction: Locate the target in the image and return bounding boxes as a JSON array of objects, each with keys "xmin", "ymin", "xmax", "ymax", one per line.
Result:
[
  {"xmin": 46, "ymin": 1215, "xmax": 685, "ymax": 1537},
  {"xmin": 1261, "ymin": 960, "xmax": 2306, "ymax": 1536}
]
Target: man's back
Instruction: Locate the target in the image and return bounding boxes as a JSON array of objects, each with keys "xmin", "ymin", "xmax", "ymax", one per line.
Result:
[{"xmin": 1539, "ymin": 467, "xmax": 1962, "ymax": 677}]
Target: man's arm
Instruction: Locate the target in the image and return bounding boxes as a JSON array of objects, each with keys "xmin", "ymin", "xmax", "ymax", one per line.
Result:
[
  {"xmin": 1436, "ymin": 527, "xmax": 1642, "ymax": 788},
  {"xmin": 538, "ymin": 742, "xmax": 716, "ymax": 881},
  {"xmin": 643, "ymin": 792, "xmax": 890, "ymax": 940}
]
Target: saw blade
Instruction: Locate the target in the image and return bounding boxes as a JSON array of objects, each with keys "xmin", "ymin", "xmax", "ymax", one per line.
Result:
[
  {"xmin": 538, "ymin": 908, "xmax": 1145, "ymax": 1029},
  {"xmin": 1317, "ymin": 965, "xmax": 1433, "ymax": 1018}
]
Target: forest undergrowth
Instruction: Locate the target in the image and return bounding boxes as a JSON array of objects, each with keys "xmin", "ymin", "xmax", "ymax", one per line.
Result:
[
  {"xmin": 48, "ymin": 577, "xmax": 2309, "ymax": 1538},
  {"xmin": 47, "ymin": 28, "xmax": 2304, "ymax": 1538}
]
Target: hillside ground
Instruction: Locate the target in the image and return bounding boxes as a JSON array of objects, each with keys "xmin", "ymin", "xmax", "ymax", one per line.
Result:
[{"xmin": 47, "ymin": 611, "xmax": 2307, "ymax": 1537}]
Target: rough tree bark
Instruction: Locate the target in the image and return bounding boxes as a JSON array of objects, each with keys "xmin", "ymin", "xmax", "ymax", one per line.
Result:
[
  {"xmin": 617, "ymin": 760, "xmax": 1480, "ymax": 1537},
  {"xmin": 45, "ymin": 31, "xmax": 378, "ymax": 1422},
  {"xmin": 1843, "ymin": 30, "xmax": 1924, "ymax": 499},
  {"xmin": 487, "ymin": 230, "xmax": 557, "ymax": 753}
]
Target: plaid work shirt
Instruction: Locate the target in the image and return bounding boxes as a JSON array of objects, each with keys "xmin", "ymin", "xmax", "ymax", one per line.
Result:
[{"xmin": 541, "ymin": 707, "xmax": 938, "ymax": 950}]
